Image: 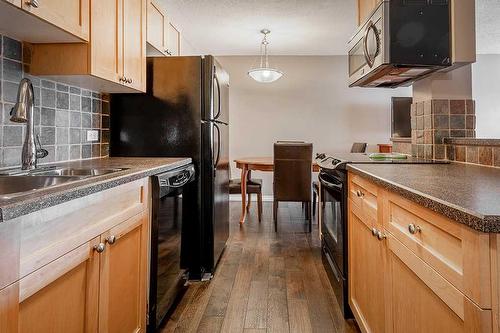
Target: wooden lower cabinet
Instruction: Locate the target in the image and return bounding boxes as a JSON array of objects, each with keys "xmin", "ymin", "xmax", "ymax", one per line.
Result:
[
  {"xmin": 99, "ymin": 212, "xmax": 147, "ymax": 333},
  {"xmin": 348, "ymin": 202, "xmax": 387, "ymax": 333},
  {"xmin": 18, "ymin": 237, "xmax": 100, "ymax": 333}
]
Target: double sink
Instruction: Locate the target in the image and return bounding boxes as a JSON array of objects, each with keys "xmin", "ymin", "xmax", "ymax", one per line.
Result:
[{"xmin": 0, "ymin": 167, "xmax": 127, "ymax": 199}]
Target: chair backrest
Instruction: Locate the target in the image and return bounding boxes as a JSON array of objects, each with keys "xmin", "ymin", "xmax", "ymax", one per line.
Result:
[
  {"xmin": 351, "ymin": 142, "xmax": 367, "ymax": 153},
  {"xmin": 273, "ymin": 142, "xmax": 313, "ymax": 202}
]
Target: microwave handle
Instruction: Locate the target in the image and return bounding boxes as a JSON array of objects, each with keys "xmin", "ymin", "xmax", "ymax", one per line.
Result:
[{"xmin": 363, "ymin": 21, "xmax": 379, "ymax": 68}]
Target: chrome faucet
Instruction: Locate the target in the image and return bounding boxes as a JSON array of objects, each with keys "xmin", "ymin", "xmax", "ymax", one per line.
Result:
[{"xmin": 10, "ymin": 78, "xmax": 48, "ymax": 170}]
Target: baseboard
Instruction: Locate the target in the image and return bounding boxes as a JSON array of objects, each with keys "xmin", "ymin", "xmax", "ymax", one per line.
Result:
[{"xmin": 230, "ymin": 194, "xmax": 274, "ymax": 202}]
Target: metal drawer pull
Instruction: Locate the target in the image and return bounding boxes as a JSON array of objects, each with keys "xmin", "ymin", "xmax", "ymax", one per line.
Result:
[
  {"xmin": 376, "ymin": 231, "xmax": 387, "ymax": 241},
  {"xmin": 26, "ymin": 0, "xmax": 39, "ymax": 7},
  {"xmin": 93, "ymin": 243, "xmax": 106, "ymax": 253},
  {"xmin": 408, "ymin": 223, "xmax": 422, "ymax": 235},
  {"xmin": 371, "ymin": 227, "xmax": 378, "ymax": 236},
  {"xmin": 105, "ymin": 235, "xmax": 117, "ymax": 245},
  {"xmin": 127, "ymin": 78, "xmax": 133, "ymax": 84},
  {"xmin": 356, "ymin": 190, "xmax": 364, "ymax": 198}
]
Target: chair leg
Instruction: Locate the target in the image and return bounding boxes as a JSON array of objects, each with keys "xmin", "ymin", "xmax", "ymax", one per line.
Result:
[
  {"xmin": 257, "ymin": 192, "xmax": 263, "ymax": 223},
  {"xmin": 273, "ymin": 200, "xmax": 278, "ymax": 232},
  {"xmin": 313, "ymin": 191, "xmax": 317, "ymax": 216},
  {"xmin": 247, "ymin": 193, "xmax": 251, "ymax": 212}
]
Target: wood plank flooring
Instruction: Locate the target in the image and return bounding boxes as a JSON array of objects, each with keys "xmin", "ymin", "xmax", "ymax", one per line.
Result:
[{"xmin": 160, "ymin": 201, "xmax": 360, "ymax": 333}]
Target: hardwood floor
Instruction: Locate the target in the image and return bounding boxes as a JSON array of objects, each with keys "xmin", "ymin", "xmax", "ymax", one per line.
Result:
[{"xmin": 160, "ymin": 201, "xmax": 360, "ymax": 333}]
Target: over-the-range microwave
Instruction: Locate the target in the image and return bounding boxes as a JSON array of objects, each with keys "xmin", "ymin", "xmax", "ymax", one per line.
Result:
[{"xmin": 348, "ymin": 0, "xmax": 451, "ymax": 88}]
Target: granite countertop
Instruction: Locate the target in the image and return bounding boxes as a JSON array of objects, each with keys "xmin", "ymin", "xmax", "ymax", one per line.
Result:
[
  {"xmin": 0, "ymin": 157, "xmax": 192, "ymax": 222},
  {"xmin": 347, "ymin": 163, "xmax": 500, "ymax": 233}
]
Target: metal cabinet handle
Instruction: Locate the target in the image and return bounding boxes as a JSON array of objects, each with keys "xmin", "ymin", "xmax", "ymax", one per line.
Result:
[
  {"xmin": 165, "ymin": 49, "xmax": 172, "ymax": 56},
  {"xmin": 93, "ymin": 243, "xmax": 106, "ymax": 253},
  {"xmin": 105, "ymin": 235, "xmax": 116, "ymax": 245},
  {"xmin": 127, "ymin": 78, "xmax": 133, "ymax": 84},
  {"xmin": 408, "ymin": 223, "xmax": 422, "ymax": 235},
  {"xmin": 371, "ymin": 227, "xmax": 378, "ymax": 236},
  {"xmin": 356, "ymin": 190, "xmax": 364, "ymax": 198},
  {"xmin": 119, "ymin": 76, "xmax": 125, "ymax": 82},
  {"xmin": 376, "ymin": 231, "xmax": 387, "ymax": 241},
  {"xmin": 25, "ymin": 0, "xmax": 39, "ymax": 8}
]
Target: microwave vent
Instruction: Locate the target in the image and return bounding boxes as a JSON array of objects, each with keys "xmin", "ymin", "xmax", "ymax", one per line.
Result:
[
  {"xmin": 429, "ymin": 0, "xmax": 449, "ymax": 5},
  {"xmin": 402, "ymin": 0, "xmax": 427, "ymax": 5}
]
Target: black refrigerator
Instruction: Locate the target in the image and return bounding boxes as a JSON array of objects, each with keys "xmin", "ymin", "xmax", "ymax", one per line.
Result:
[{"xmin": 109, "ymin": 56, "xmax": 230, "ymax": 280}]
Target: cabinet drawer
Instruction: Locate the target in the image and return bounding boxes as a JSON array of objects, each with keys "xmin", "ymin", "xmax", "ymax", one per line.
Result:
[
  {"xmin": 16, "ymin": 179, "xmax": 148, "ymax": 279},
  {"xmin": 388, "ymin": 235, "xmax": 492, "ymax": 333},
  {"xmin": 385, "ymin": 191, "xmax": 491, "ymax": 308},
  {"xmin": 349, "ymin": 174, "xmax": 378, "ymax": 222}
]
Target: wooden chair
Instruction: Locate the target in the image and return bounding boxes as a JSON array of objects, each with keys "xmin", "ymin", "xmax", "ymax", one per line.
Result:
[
  {"xmin": 312, "ymin": 142, "xmax": 367, "ymax": 216},
  {"xmin": 229, "ymin": 170, "xmax": 263, "ymax": 222},
  {"xmin": 273, "ymin": 142, "xmax": 313, "ymax": 232}
]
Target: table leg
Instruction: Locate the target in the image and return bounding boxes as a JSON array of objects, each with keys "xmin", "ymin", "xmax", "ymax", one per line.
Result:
[{"xmin": 240, "ymin": 166, "xmax": 248, "ymax": 224}]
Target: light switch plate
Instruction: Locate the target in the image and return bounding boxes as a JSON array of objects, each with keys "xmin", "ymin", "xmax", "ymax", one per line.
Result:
[{"xmin": 86, "ymin": 130, "xmax": 99, "ymax": 142}]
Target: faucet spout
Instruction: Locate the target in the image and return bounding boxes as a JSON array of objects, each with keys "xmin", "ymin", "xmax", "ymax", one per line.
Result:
[{"xmin": 10, "ymin": 78, "xmax": 40, "ymax": 170}]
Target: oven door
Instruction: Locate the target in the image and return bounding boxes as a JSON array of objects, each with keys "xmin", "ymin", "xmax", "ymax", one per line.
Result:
[{"xmin": 319, "ymin": 172, "xmax": 346, "ymax": 276}]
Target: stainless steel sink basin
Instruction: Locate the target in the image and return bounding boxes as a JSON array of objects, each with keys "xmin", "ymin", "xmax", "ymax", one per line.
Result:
[
  {"xmin": 30, "ymin": 168, "xmax": 127, "ymax": 177},
  {"xmin": 0, "ymin": 175, "xmax": 85, "ymax": 199}
]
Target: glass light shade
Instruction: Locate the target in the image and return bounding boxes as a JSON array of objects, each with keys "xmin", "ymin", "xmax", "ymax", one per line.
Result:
[{"xmin": 248, "ymin": 67, "xmax": 283, "ymax": 83}]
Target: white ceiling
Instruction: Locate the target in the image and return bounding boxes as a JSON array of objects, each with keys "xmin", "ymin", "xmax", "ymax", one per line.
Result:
[{"xmin": 161, "ymin": 0, "xmax": 500, "ymax": 56}]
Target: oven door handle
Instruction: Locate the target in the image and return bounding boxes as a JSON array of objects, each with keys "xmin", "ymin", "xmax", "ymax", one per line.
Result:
[{"xmin": 319, "ymin": 174, "xmax": 343, "ymax": 191}]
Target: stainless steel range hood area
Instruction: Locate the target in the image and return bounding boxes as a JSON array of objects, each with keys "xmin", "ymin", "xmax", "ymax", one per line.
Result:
[{"xmin": 348, "ymin": 0, "xmax": 476, "ymax": 88}]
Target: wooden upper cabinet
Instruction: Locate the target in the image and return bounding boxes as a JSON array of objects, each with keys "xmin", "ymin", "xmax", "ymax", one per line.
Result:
[
  {"xmin": 4, "ymin": 0, "xmax": 21, "ymax": 7},
  {"xmin": 99, "ymin": 212, "xmax": 147, "ymax": 333},
  {"xmin": 17, "ymin": 237, "xmax": 100, "ymax": 333},
  {"xmin": 147, "ymin": 0, "xmax": 168, "ymax": 55},
  {"xmin": 123, "ymin": 0, "xmax": 147, "ymax": 91},
  {"xmin": 167, "ymin": 22, "xmax": 180, "ymax": 56},
  {"xmin": 31, "ymin": 0, "xmax": 146, "ymax": 93},
  {"xmin": 357, "ymin": 0, "xmax": 381, "ymax": 26},
  {"xmin": 22, "ymin": 0, "xmax": 89, "ymax": 41}
]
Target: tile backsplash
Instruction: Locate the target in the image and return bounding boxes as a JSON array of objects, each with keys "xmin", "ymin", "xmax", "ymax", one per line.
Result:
[{"xmin": 0, "ymin": 34, "xmax": 109, "ymax": 168}]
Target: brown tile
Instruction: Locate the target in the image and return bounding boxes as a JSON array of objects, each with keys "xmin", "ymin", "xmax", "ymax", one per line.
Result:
[
  {"xmin": 450, "ymin": 115, "xmax": 465, "ymax": 129},
  {"xmin": 411, "ymin": 130, "xmax": 417, "ymax": 144},
  {"xmin": 417, "ymin": 145, "xmax": 424, "ymax": 158},
  {"xmin": 450, "ymin": 100, "xmax": 466, "ymax": 114},
  {"xmin": 433, "ymin": 129, "xmax": 449, "ymax": 144},
  {"xmin": 424, "ymin": 115, "xmax": 432, "ymax": 129},
  {"xmin": 424, "ymin": 130, "xmax": 433, "ymax": 144},
  {"xmin": 466, "ymin": 115, "xmax": 476, "ymax": 130},
  {"xmin": 424, "ymin": 101, "xmax": 432, "ymax": 116},
  {"xmin": 466, "ymin": 130, "xmax": 476, "ymax": 138},
  {"xmin": 410, "ymin": 104, "xmax": 416, "ymax": 118},
  {"xmin": 100, "ymin": 143, "xmax": 109, "ymax": 157},
  {"xmin": 455, "ymin": 146, "xmax": 466, "ymax": 162},
  {"xmin": 433, "ymin": 115, "xmax": 449, "ymax": 129},
  {"xmin": 416, "ymin": 102, "xmax": 424, "ymax": 116},
  {"xmin": 91, "ymin": 144, "xmax": 101, "ymax": 158},
  {"xmin": 450, "ymin": 130, "xmax": 466, "ymax": 137},
  {"xmin": 466, "ymin": 99, "xmax": 475, "ymax": 115},
  {"xmin": 494, "ymin": 147, "xmax": 500, "ymax": 167},
  {"xmin": 411, "ymin": 144, "xmax": 418, "ymax": 157},
  {"xmin": 416, "ymin": 116, "xmax": 424, "ymax": 130},
  {"xmin": 416, "ymin": 130, "xmax": 424, "ymax": 144},
  {"xmin": 446, "ymin": 145, "xmax": 455, "ymax": 160},
  {"xmin": 432, "ymin": 100, "xmax": 449, "ymax": 115},
  {"xmin": 411, "ymin": 116, "xmax": 417, "ymax": 130},
  {"xmin": 434, "ymin": 144, "xmax": 445, "ymax": 160},
  {"xmin": 478, "ymin": 146, "xmax": 493, "ymax": 166},
  {"xmin": 424, "ymin": 145, "xmax": 433, "ymax": 160},
  {"xmin": 466, "ymin": 146, "xmax": 479, "ymax": 164}
]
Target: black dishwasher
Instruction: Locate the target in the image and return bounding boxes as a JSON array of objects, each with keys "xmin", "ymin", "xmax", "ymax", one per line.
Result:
[{"xmin": 148, "ymin": 164, "xmax": 195, "ymax": 332}]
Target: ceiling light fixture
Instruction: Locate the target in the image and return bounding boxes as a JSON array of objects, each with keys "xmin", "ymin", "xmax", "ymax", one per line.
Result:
[{"xmin": 248, "ymin": 29, "xmax": 284, "ymax": 83}]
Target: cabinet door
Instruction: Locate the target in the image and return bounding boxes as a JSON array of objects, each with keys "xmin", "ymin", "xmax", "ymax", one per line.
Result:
[
  {"xmin": 167, "ymin": 22, "xmax": 180, "ymax": 56},
  {"xmin": 90, "ymin": 0, "xmax": 122, "ymax": 84},
  {"xmin": 22, "ymin": 0, "xmax": 89, "ymax": 41},
  {"xmin": 147, "ymin": 0, "xmax": 168, "ymax": 54},
  {"xmin": 358, "ymin": 0, "xmax": 381, "ymax": 26},
  {"xmin": 17, "ymin": 237, "xmax": 100, "ymax": 333},
  {"xmin": 348, "ymin": 202, "xmax": 387, "ymax": 333},
  {"xmin": 388, "ymin": 236, "xmax": 492, "ymax": 333},
  {"xmin": 123, "ymin": 0, "xmax": 146, "ymax": 91},
  {"xmin": 99, "ymin": 212, "xmax": 147, "ymax": 333}
]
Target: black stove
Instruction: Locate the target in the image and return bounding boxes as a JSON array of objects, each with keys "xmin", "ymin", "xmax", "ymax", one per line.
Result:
[{"xmin": 315, "ymin": 152, "xmax": 447, "ymax": 319}]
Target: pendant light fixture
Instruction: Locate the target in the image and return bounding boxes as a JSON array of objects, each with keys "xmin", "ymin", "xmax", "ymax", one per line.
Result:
[{"xmin": 248, "ymin": 29, "xmax": 284, "ymax": 83}]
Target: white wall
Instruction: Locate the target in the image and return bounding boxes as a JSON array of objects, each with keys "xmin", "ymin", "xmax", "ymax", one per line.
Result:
[
  {"xmin": 218, "ymin": 56, "xmax": 411, "ymax": 195},
  {"xmin": 472, "ymin": 55, "xmax": 500, "ymax": 138}
]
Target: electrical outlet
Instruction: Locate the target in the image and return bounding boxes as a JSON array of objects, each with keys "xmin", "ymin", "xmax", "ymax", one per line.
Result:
[{"xmin": 86, "ymin": 130, "xmax": 99, "ymax": 142}]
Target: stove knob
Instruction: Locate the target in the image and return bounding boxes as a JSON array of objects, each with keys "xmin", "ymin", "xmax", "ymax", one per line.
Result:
[{"xmin": 316, "ymin": 153, "xmax": 326, "ymax": 160}]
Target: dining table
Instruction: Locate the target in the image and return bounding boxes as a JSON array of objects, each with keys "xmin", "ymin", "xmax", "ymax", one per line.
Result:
[{"xmin": 234, "ymin": 157, "xmax": 320, "ymax": 224}]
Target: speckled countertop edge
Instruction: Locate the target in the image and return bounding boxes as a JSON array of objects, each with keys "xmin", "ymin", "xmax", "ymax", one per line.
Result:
[
  {"xmin": 346, "ymin": 164, "xmax": 500, "ymax": 233},
  {"xmin": 0, "ymin": 157, "xmax": 192, "ymax": 223}
]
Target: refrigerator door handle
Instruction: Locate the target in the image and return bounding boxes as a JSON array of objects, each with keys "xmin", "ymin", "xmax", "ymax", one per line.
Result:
[
  {"xmin": 213, "ymin": 71, "xmax": 221, "ymax": 120},
  {"xmin": 213, "ymin": 122, "xmax": 221, "ymax": 175}
]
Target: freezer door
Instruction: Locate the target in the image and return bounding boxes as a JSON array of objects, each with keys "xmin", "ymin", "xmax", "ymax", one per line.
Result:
[{"xmin": 202, "ymin": 56, "xmax": 230, "ymax": 124}]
